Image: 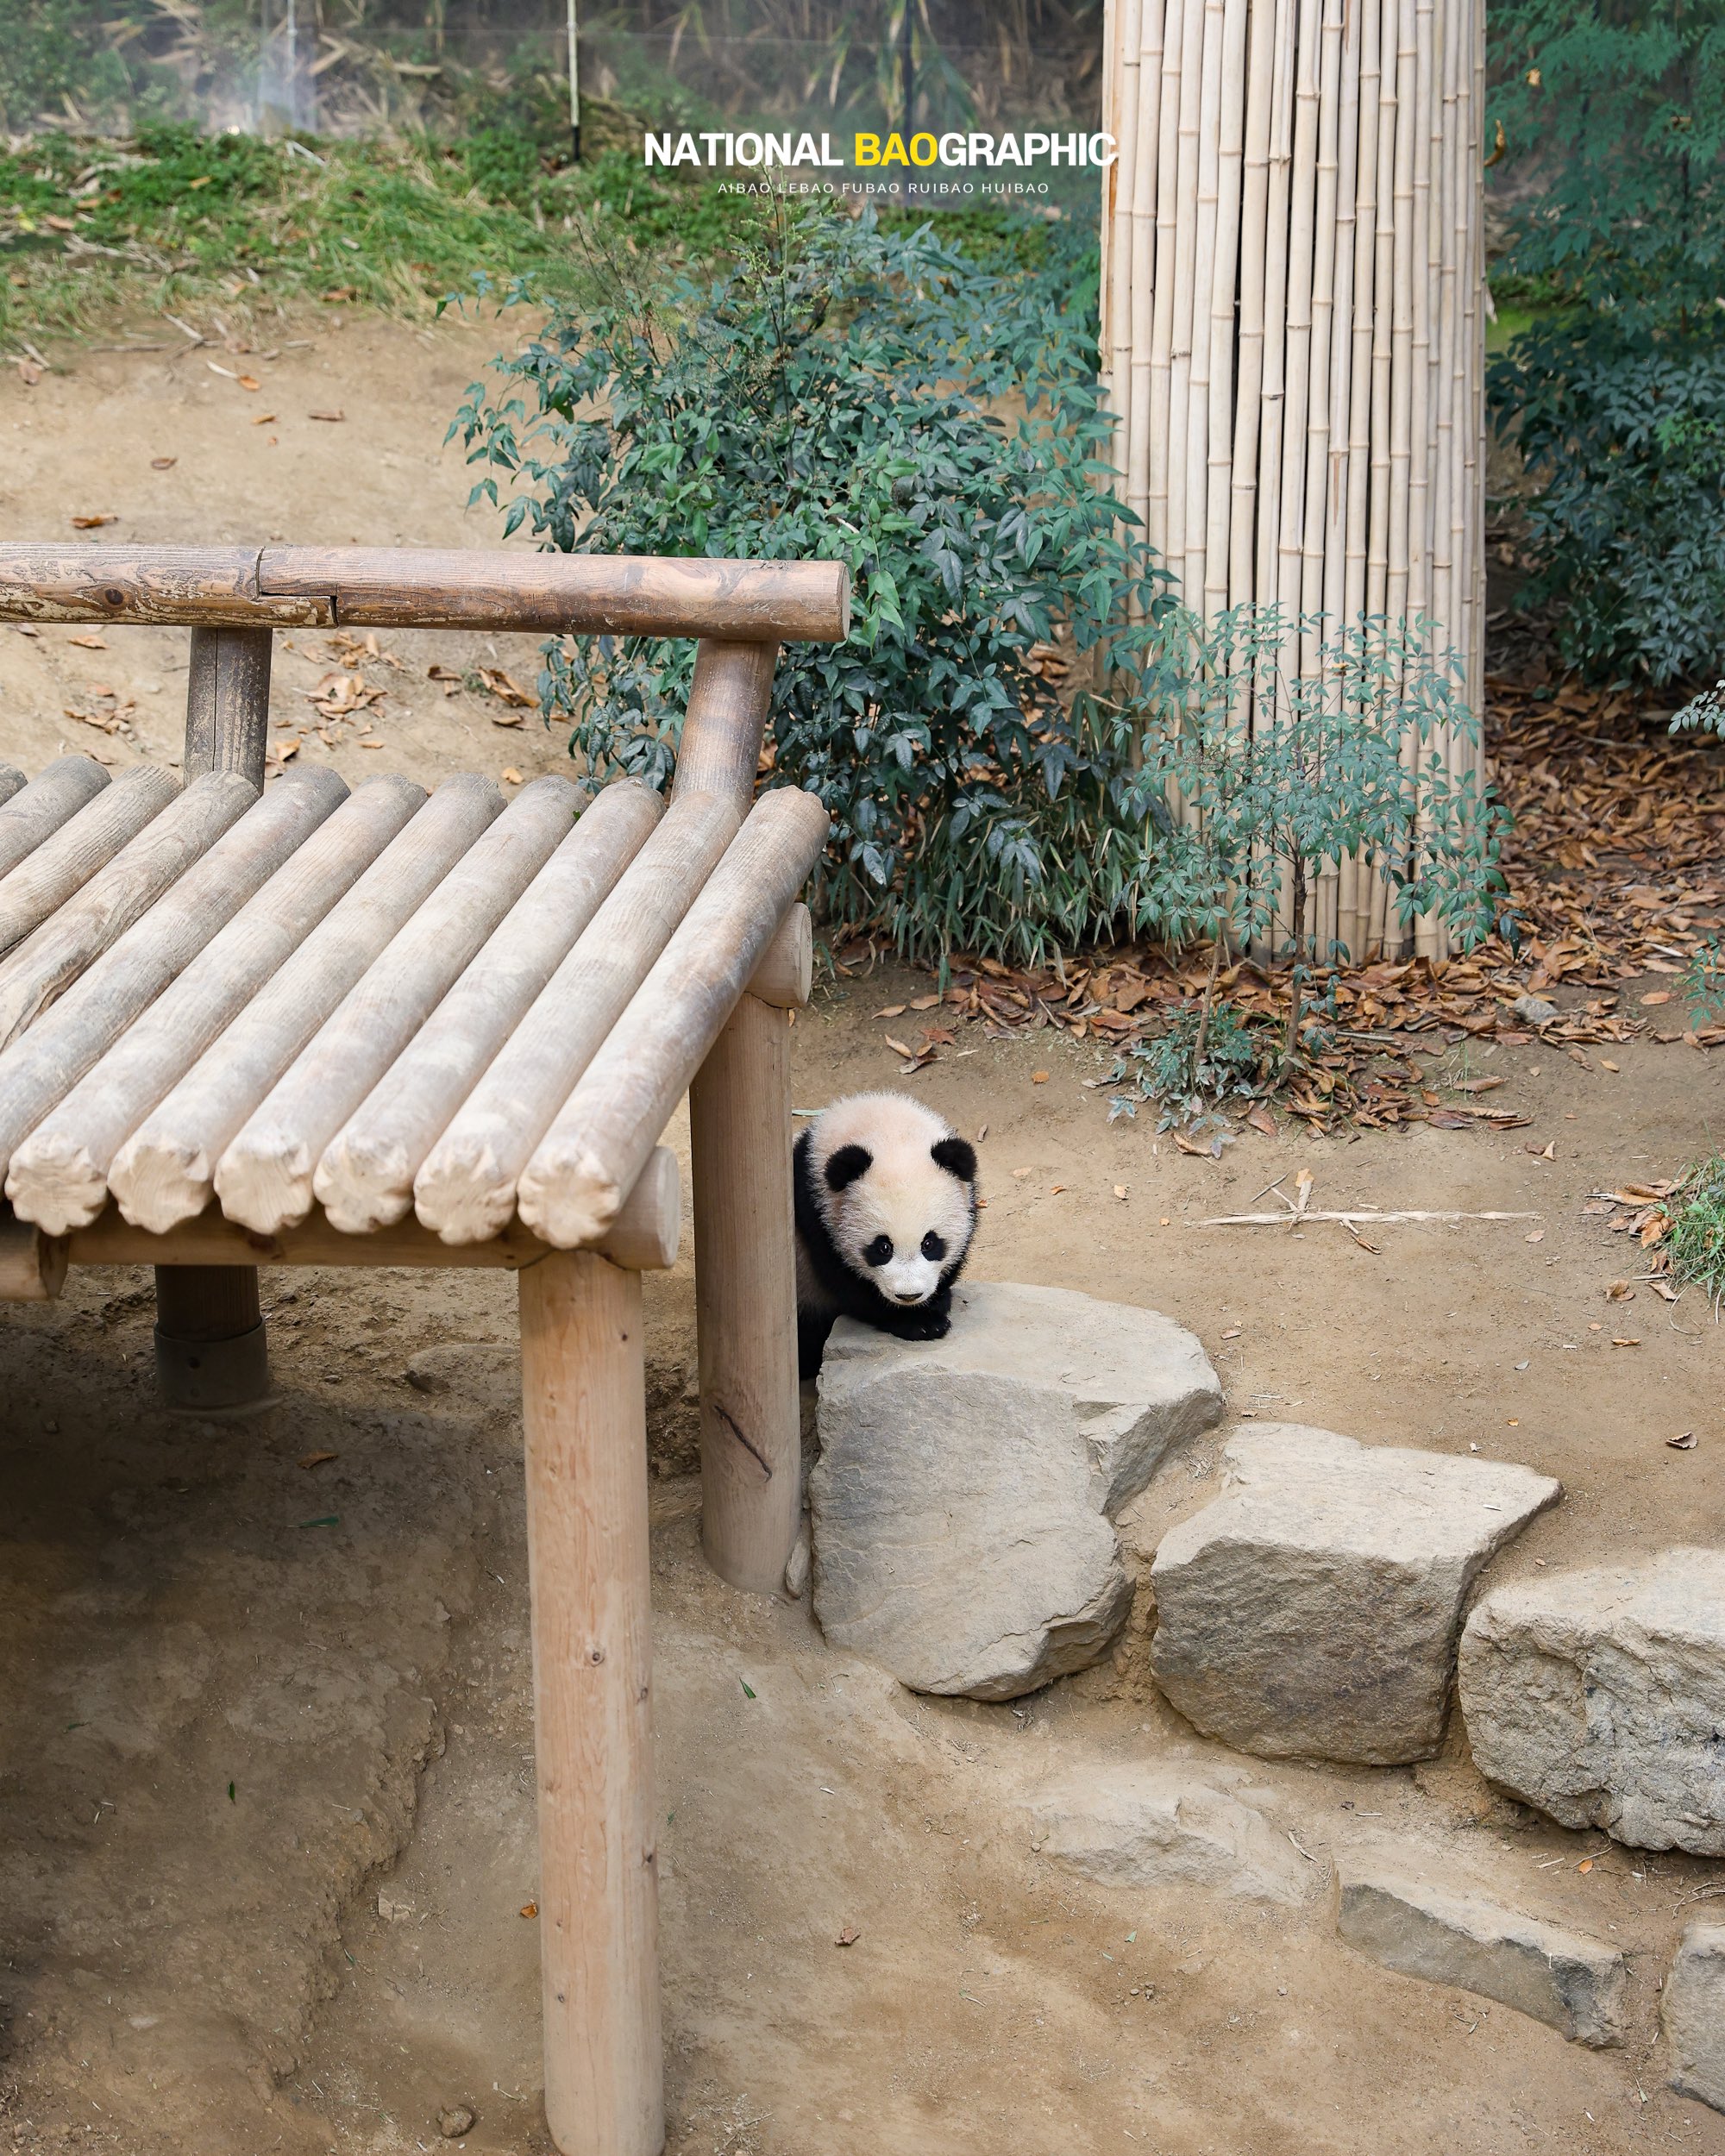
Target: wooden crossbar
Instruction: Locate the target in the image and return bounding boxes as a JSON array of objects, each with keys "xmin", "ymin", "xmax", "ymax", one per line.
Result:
[{"xmin": 0, "ymin": 543, "xmax": 851, "ymax": 642}]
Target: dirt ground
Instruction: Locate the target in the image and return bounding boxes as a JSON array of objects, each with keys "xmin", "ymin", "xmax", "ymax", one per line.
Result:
[{"xmin": 2, "ymin": 318, "xmax": 1724, "ymax": 2156}]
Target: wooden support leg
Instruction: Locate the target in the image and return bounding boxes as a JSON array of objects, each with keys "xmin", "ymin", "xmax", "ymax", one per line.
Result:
[
  {"xmin": 156, "ymin": 624, "xmax": 274, "ymax": 1407},
  {"xmin": 687, "ymin": 989, "xmax": 800, "ymax": 1595},
  {"xmin": 520, "ymin": 1250, "xmax": 662, "ymax": 2156},
  {"xmin": 153, "ymin": 1263, "xmax": 269, "ymax": 1411}
]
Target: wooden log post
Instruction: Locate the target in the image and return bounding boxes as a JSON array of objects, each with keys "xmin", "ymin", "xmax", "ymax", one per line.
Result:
[
  {"xmin": 157, "ymin": 624, "xmax": 274, "ymax": 1408},
  {"xmin": 673, "ymin": 641, "xmax": 810, "ymax": 1595},
  {"xmin": 518, "ymin": 1249, "xmax": 662, "ymax": 2156}
]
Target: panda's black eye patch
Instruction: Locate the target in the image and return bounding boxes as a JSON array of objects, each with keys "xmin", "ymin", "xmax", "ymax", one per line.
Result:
[
  {"xmin": 862, "ymin": 1235, "xmax": 893, "ymax": 1267},
  {"xmin": 921, "ymin": 1232, "xmax": 946, "ymax": 1262}
]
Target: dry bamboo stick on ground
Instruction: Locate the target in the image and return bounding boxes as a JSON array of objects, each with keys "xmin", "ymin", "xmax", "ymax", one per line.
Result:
[
  {"xmin": 0, "ymin": 770, "xmax": 346, "ymax": 1198},
  {"xmin": 1228, "ymin": 0, "xmax": 1283, "ymax": 605},
  {"xmin": 0, "ymin": 764, "xmax": 179, "ymax": 955},
  {"xmin": 1165, "ymin": 0, "xmax": 1208, "ymax": 583},
  {"xmin": 216, "ymin": 776, "xmax": 585, "ymax": 1235},
  {"xmin": 313, "ymin": 780, "xmax": 662, "ymax": 1236},
  {"xmin": 110, "ymin": 774, "xmax": 499, "ymax": 1233},
  {"xmin": 1147, "ymin": 0, "xmax": 1186, "ymax": 566},
  {"xmin": 414, "ymin": 789, "xmax": 739, "ymax": 1246},
  {"xmin": 1202, "ymin": 0, "xmax": 1250, "ymax": 616},
  {"xmin": 0, "ymin": 756, "xmax": 110, "ymax": 881},
  {"xmin": 1185, "ymin": 0, "xmax": 1227, "ymax": 602},
  {"xmin": 7, "ymin": 775, "xmax": 420, "ymax": 1234},
  {"xmin": 0, "ymin": 770, "xmax": 258, "ymax": 1050},
  {"xmin": 1201, "ymin": 1207, "xmax": 1539, "ymax": 1225},
  {"xmin": 518, "ymin": 789, "xmax": 831, "ymax": 1250}
]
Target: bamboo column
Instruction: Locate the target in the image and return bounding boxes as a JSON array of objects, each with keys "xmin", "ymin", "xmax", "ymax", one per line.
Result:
[{"xmin": 1100, "ymin": 0, "xmax": 1484, "ymax": 958}]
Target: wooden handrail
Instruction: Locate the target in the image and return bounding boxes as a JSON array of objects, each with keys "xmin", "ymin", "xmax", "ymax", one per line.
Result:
[{"xmin": 0, "ymin": 544, "xmax": 851, "ymax": 642}]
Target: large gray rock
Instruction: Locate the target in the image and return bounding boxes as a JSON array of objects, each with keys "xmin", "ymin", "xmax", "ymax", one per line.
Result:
[
  {"xmin": 1336, "ymin": 1854, "xmax": 1627, "ymax": 2047},
  {"xmin": 1023, "ymin": 1762, "xmax": 1310, "ymax": 1904},
  {"xmin": 1663, "ymin": 1923, "xmax": 1725, "ymax": 2112},
  {"xmin": 1459, "ymin": 1547, "xmax": 1725, "ymax": 1855},
  {"xmin": 1149, "ymin": 1426, "xmax": 1560, "ymax": 1764},
  {"xmin": 810, "ymin": 1281, "xmax": 1222, "ymax": 1701}
]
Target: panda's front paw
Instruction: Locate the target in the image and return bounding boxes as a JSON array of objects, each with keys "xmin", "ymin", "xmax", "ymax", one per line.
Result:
[{"xmin": 891, "ymin": 1305, "xmax": 951, "ymax": 1343}]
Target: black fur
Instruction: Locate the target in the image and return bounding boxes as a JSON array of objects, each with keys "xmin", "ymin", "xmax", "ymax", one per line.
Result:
[{"xmin": 794, "ymin": 1126, "xmax": 976, "ymax": 1378}]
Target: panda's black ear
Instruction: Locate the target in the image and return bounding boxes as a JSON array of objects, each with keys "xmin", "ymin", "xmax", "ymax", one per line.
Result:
[
  {"xmin": 931, "ymin": 1136, "xmax": 977, "ymax": 1183},
  {"xmin": 824, "ymin": 1143, "xmax": 873, "ymax": 1192}
]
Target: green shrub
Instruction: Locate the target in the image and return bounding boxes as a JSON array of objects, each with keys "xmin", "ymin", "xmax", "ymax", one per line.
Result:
[
  {"xmin": 1662, "ymin": 1156, "xmax": 1725, "ymax": 1309},
  {"xmin": 449, "ymin": 194, "xmax": 1175, "ymax": 968},
  {"xmin": 1486, "ymin": 0, "xmax": 1725, "ymax": 682},
  {"xmin": 1488, "ymin": 325, "xmax": 1725, "ymax": 686}
]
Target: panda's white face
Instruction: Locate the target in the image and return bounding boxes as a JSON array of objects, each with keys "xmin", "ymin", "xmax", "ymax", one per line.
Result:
[{"xmin": 813, "ymin": 1093, "xmax": 976, "ymax": 1307}]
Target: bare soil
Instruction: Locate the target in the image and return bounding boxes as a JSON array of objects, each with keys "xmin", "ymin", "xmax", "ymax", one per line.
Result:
[{"xmin": 2, "ymin": 320, "xmax": 1723, "ymax": 2156}]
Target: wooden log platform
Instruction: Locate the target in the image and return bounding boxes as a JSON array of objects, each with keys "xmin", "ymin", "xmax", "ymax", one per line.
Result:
[{"xmin": 0, "ymin": 541, "xmax": 845, "ymax": 2156}]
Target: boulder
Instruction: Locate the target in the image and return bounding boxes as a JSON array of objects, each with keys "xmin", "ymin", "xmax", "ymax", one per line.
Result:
[
  {"xmin": 1459, "ymin": 1547, "xmax": 1725, "ymax": 1855},
  {"xmin": 810, "ymin": 1281, "xmax": 1222, "ymax": 1701},
  {"xmin": 1663, "ymin": 1923, "xmax": 1725, "ymax": 2112},
  {"xmin": 1336, "ymin": 1854, "xmax": 1627, "ymax": 2047},
  {"xmin": 1023, "ymin": 1762, "xmax": 1310, "ymax": 1904},
  {"xmin": 1149, "ymin": 1426, "xmax": 1560, "ymax": 1763}
]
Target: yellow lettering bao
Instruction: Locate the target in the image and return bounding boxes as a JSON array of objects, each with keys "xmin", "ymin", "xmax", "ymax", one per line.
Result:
[{"xmin": 854, "ymin": 133, "xmax": 880, "ymax": 166}]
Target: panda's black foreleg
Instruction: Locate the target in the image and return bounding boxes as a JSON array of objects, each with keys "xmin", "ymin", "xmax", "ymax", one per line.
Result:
[{"xmin": 798, "ymin": 1305, "xmax": 837, "ymax": 1379}]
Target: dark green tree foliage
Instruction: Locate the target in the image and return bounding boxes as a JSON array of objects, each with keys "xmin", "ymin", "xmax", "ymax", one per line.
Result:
[
  {"xmin": 1488, "ymin": 0, "xmax": 1725, "ymax": 686},
  {"xmin": 450, "ymin": 197, "xmax": 1175, "ymax": 966}
]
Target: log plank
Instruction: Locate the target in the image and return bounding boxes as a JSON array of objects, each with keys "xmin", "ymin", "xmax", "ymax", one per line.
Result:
[
  {"xmin": 0, "ymin": 755, "xmax": 110, "ymax": 881},
  {"xmin": 0, "ymin": 764, "xmax": 179, "ymax": 956}
]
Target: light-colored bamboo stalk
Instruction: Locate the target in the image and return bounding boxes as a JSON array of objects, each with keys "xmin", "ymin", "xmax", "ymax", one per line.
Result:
[
  {"xmin": 517, "ymin": 789, "xmax": 831, "ymax": 1251},
  {"xmin": 110, "ymin": 774, "xmax": 499, "ymax": 1234},
  {"xmin": 414, "ymin": 789, "xmax": 739, "ymax": 1246},
  {"xmin": 1366, "ymin": 0, "xmax": 1399, "ymax": 628},
  {"xmin": 3, "ymin": 776, "xmax": 419, "ymax": 1236},
  {"xmin": 1204, "ymin": 0, "xmax": 1250, "ymax": 617},
  {"xmin": 1165, "ymin": 0, "xmax": 1208, "ymax": 583},
  {"xmin": 214, "ymin": 776, "xmax": 583, "ymax": 1235},
  {"xmin": 1147, "ymin": 0, "xmax": 1187, "ymax": 567},
  {"xmin": 0, "ymin": 770, "xmax": 258, "ymax": 1050},
  {"xmin": 0, "ymin": 756, "xmax": 109, "ymax": 881},
  {"xmin": 1185, "ymin": 0, "xmax": 1228, "ymax": 603},
  {"xmin": 1126, "ymin": 0, "xmax": 1166, "ymax": 541},
  {"xmin": 518, "ymin": 1248, "xmax": 663, "ymax": 2156},
  {"xmin": 1107, "ymin": 0, "xmax": 1145, "ymax": 434},
  {"xmin": 312, "ymin": 780, "xmax": 662, "ymax": 1236},
  {"xmin": 1277, "ymin": 0, "xmax": 1324, "ymax": 635},
  {"xmin": 1228, "ymin": 0, "xmax": 1283, "ymax": 604},
  {"xmin": 0, "ymin": 764, "xmax": 179, "ymax": 956},
  {"xmin": 1253, "ymin": 0, "xmax": 1298, "ymax": 624}
]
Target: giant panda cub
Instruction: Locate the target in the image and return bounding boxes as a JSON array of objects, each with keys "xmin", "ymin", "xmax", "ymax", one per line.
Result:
[{"xmin": 794, "ymin": 1091, "xmax": 979, "ymax": 1378}]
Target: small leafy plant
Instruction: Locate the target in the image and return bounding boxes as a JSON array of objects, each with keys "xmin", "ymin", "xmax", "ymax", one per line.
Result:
[
  {"xmin": 448, "ymin": 191, "xmax": 1175, "ymax": 968},
  {"xmin": 1661, "ymin": 1155, "xmax": 1725, "ymax": 1311},
  {"xmin": 1125, "ymin": 605, "xmax": 1508, "ymax": 1064},
  {"xmin": 1107, "ymin": 995, "xmax": 1270, "ymax": 1130}
]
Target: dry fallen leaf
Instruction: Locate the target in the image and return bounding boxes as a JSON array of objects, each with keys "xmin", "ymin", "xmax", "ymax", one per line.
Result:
[
  {"xmin": 1640, "ymin": 991, "xmax": 1671, "ymax": 1006},
  {"xmin": 67, "ymin": 632, "xmax": 106, "ymax": 649},
  {"xmin": 1173, "ymin": 1131, "xmax": 1213, "ymax": 1158},
  {"xmin": 150, "ymin": 455, "xmax": 176, "ymax": 469},
  {"xmin": 873, "ymin": 1004, "xmax": 906, "ymax": 1019},
  {"xmin": 835, "ymin": 1926, "xmax": 860, "ymax": 1947},
  {"xmin": 500, "ymin": 767, "xmax": 523, "ymax": 786},
  {"xmin": 1600, "ymin": 1058, "xmax": 1621, "ymax": 1073},
  {"xmin": 1667, "ymin": 1431, "xmax": 1697, "ymax": 1451},
  {"xmin": 1113, "ymin": 1184, "xmax": 1128, "ymax": 1200},
  {"xmin": 237, "ymin": 373, "xmax": 261, "ymax": 391},
  {"xmin": 308, "ymin": 409, "xmax": 346, "ymax": 422},
  {"xmin": 1220, "ymin": 1326, "xmax": 1243, "ymax": 1339},
  {"xmin": 251, "ymin": 412, "xmax": 277, "ymax": 426},
  {"xmin": 1578, "ymin": 1859, "xmax": 1593, "ymax": 1875},
  {"xmin": 1610, "ymin": 1337, "xmax": 1641, "ymax": 1348},
  {"xmin": 1651, "ymin": 1279, "xmax": 1680, "ymax": 1304},
  {"xmin": 1605, "ymin": 1281, "xmax": 1634, "ymax": 1300},
  {"xmin": 298, "ymin": 1450, "xmax": 338, "ymax": 1470},
  {"xmin": 519, "ymin": 1902, "xmax": 538, "ymax": 1919},
  {"xmin": 1049, "ymin": 1184, "xmax": 1066, "ymax": 1195},
  {"xmin": 70, "ymin": 513, "xmax": 117, "ymax": 529},
  {"xmin": 490, "ymin": 709, "xmax": 524, "ymax": 728},
  {"xmin": 1525, "ymin": 1230, "xmax": 1545, "ymax": 1244},
  {"xmin": 909, "ymin": 993, "xmax": 940, "ymax": 1011},
  {"xmin": 1032, "ymin": 1070, "xmax": 1049, "ymax": 1085},
  {"xmin": 883, "ymin": 1035, "xmax": 913, "ymax": 1059},
  {"xmin": 1246, "ymin": 1106, "xmax": 1277, "ymax": 1138}
]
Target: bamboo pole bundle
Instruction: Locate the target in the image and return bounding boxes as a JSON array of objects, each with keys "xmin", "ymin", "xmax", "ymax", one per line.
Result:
[{"xmin": 1101, "ymin": 0, "xmax": 1484, "ymax": 957}]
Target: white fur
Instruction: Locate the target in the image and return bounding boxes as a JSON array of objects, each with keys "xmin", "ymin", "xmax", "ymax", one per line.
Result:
[{"xmin": 802, "ymin": 1091, "xmax": 973, "ymax": 1307}]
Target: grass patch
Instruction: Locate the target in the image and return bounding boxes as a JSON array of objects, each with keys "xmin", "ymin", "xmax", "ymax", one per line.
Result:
[
  {"xmin": 0, "ymin": 115, "xmax": 738, "ymax": 342},
  {"xmin": 1662, "ymin": 1155, "xmax": 1725, "ymax": 1310}
]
